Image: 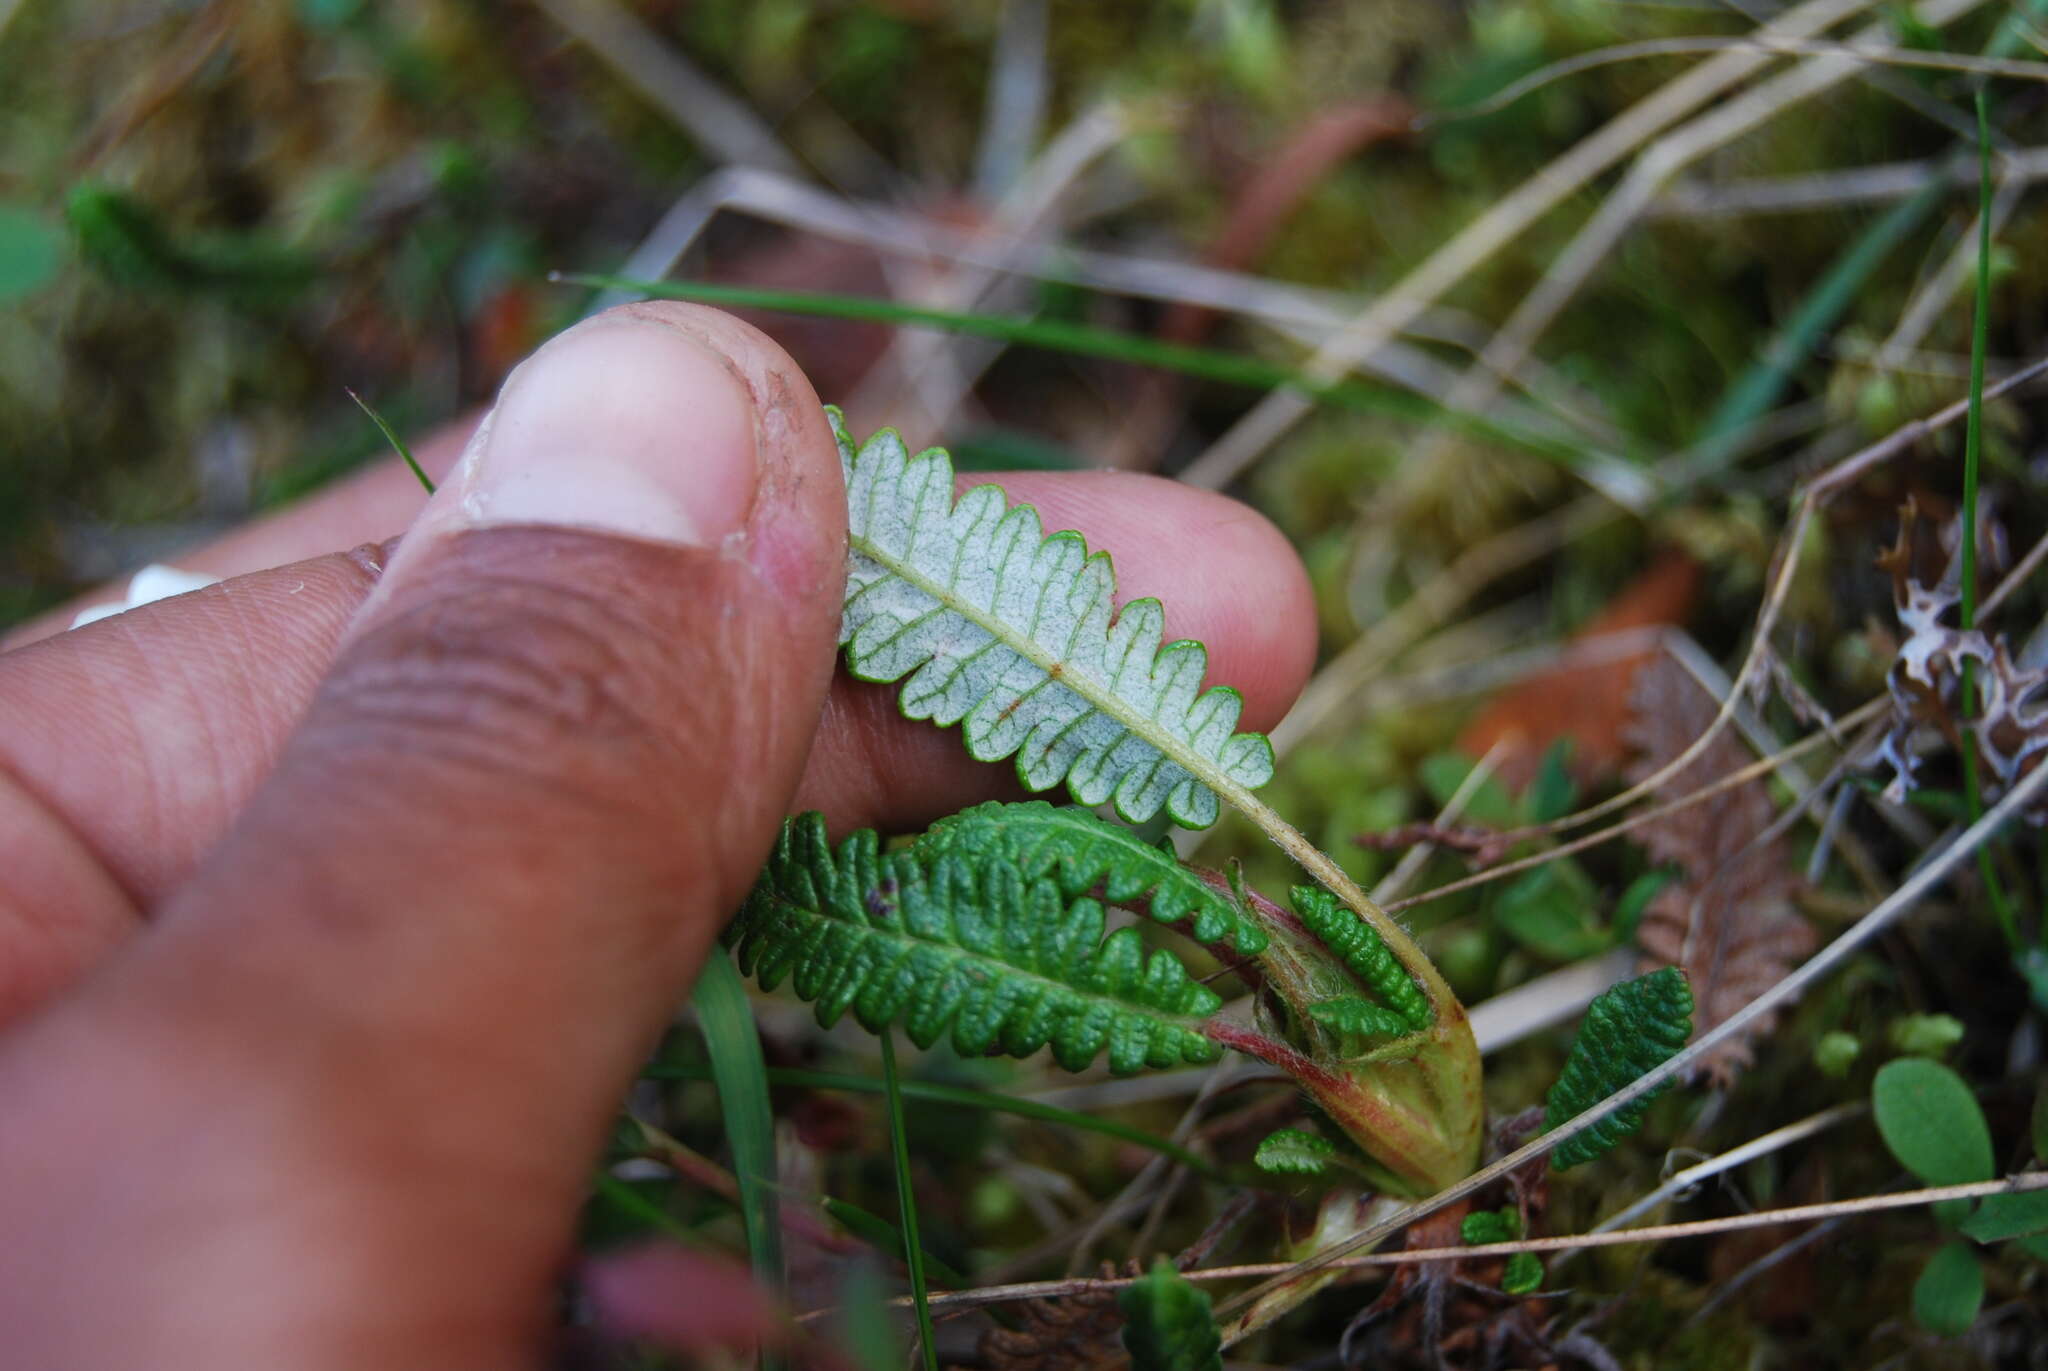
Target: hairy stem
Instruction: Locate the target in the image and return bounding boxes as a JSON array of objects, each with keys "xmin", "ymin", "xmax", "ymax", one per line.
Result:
[
  {"xmin": 1216, "ymin": 783, "xmax": 1458, "ymax": 1016},
  {"xmin": 1201, "ymin": 1019, "xmax": 1476, "ymax": 1194}
]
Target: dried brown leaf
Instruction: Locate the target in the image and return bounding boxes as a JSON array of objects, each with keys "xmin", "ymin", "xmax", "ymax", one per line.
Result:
[
  {"xmin": 1625, "ymin": 658, "xmax": 1814, "ymax": 1086},
  {"xmin": 971, "ymin": 1261, "xmax": 1132, "ymax": 1371},
  {"xmin": 1457, "ymin": 551, "xmax": 1700, "ymax": 790}
]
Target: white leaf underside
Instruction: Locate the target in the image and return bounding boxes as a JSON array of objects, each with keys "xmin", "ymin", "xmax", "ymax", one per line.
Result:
[{"xmin": 831, "ymin": 409, "xmax": 1274, "ymax": 829}]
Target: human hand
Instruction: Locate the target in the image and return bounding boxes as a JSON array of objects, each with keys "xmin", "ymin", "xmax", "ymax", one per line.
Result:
[{"xmin": 0, "ymin": 302, "xmax": 1315, "ymax": 1369}]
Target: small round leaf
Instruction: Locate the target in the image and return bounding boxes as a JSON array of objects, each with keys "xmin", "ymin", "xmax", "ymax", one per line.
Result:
[
  {"xmin": 1501, "ymin": 1251, "xmax": 1544, "ymax": 1295},
  {"xmin": 0, "ymin": 204, "xmax": 64, "ymax": 303},
  {"xmin": 1873, "ymin": 1059, "xmax": 1992, "ymax": 1186},
  {"xmin": 1912, "ymin": 1242, "xmax": 1984, "ymax": 1336}
]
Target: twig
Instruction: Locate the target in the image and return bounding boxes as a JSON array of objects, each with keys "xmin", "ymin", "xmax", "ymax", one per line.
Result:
[
  {"xmin": 1368, "ymin": 740, "xmax": 1508, "ymax": 902},
  {"xmin": 1404, "ymin": 0, "xmax": 1988, "ymax": 488},
  {"xmin": 582, "ymin": 164, "xmax": 1591, "ymax": 439},
  {"xmin": 1565, "ymin": 1101, "xmax": 1867, "ymax": 1255},
  {"xmin": 1268, "ymin": 497, "xmax": 1618, "ymax": 758},
  {"xmin": 1067, "ymin": 1059, "xmax": 1232, "ymax": 1274},
  {"xmin": 803, "ymin": 1173, "xmax": 2048, "ymax": 1319},
  {"xmin": 529, "ymin": 0, "xmax": 804, "ymax": 177},
  {"xmin": 1683, "ymin": 1218, "xmax": 1845, "ymax": 1327},
  {"xmin": 1650, "ymin": 147, "xmax": 2048, "ymax": 218},
  {"xmin": 1382, "ymin": 697, "xmax": 1884, "ymax": 915},
  {"xmin": 1427, "ymin": 35, "xmax": 2048, "ymax": 127},
  {"xmin": 1981, "ymin": 521, "xmax": 2048, "ymax": 617},
  {"xmin": 849, "ymin": 99, "xmax": 1142, "ymax": 446},
  {"xmin": 1208, "ymin": 756, "xmax": 2048, "ymax": 1332},
  {"xmin": 971, "ymin": 0, "xmax": 1048, "ymax": 203},
  {"xmin": 1517, "ymin": 352, "xmax": 2048, "ymax": 843},
  {"xmin": 1464, "ymin": 950, "xmax": 1636, "ymax": 1057},
  {"xmin": 1177, "ymin": 0, "xmax": 1887, "ymax": 491}
]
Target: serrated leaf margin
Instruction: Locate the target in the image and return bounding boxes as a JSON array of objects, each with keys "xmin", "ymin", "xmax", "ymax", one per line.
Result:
[{"xmin": 832, "ymin": 409, "xmax": 1274, "ymax": 829}]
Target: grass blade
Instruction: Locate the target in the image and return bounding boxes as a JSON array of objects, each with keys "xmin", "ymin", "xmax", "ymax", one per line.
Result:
[
  {"xmin": 691, "ymin": 954, "xmax": 785, "ymax": 1358},
  {"xmin": 640, "ymin": 1062, "xmax": 1224, "ymax": 1180},
  {"xmin": 880, "ymin": 1031, "xmax": 939, "ymax": 1371},
  {"xmin": 554, "ymin": 272, "xmax": 1612, "ymax": 476},
  {"xmin": 346, "ymin": 387, "xmax": 436, "ymax": 494},
  {"xmin": 822, "ymin": 1197, "xmax": 970, "ymax": 1287},
  {"xmin": 1960, "ymin": 87, "xmax": 2019, "ymax": 951},
  {"xmin": 1691, "ymin": 178, "xmax": 1944, "ymax": 471},
  {"xmin": 589, "ymin": 1169, "xmax": 702, "ymax": 1246}
]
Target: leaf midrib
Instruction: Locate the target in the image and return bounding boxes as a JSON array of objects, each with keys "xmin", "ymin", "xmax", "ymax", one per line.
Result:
[
  {"xmin": 848, "ymin": 529, "xmax": 1245, "ymax": 812},
  {"xmin": 764, "ymin": 889, "xmax": 1220, "ymax": 1031}
]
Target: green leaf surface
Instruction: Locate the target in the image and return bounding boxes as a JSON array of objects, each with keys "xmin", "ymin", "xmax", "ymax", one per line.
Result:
[
  {"xmin": 727, "ymin": 814, "xmax": 1225, "ymax": 1075},
  {"xmin": 1544, "ymin": 967, "xmax": 1694, "ymax": 1170},
  {"xmin": 67, "ymin": 183, "xmax": 316, "ymax": 306},
  {"xmin": 1493, "ymin": 866, "xmax": 1606, "ymax": 961},
  {"xmin": 1960, "ymin": 1188, "xmax": 2048, "ymax": 1244},
  {"xmin": 1419, "ymin": 752, "xmax": 1518, "ymax": 826},
  {"xmin": 833, "ymin": 411, "xmax": 1273, "ymax": 828},
  {"xmin": 1292, "ymin": 885, "xmax": 1432, "ymax": 1030},
  {"xmin": 1254, "ymin": 1128, "xmax": 1336, "ymax": 1176},
  {"xmin": 1460, "ymin": 1207, "xmax": 1520, "ymax": 1244},
  {"xmin": 1813, "ymin": 1030, "xmax": 1861, "ymax": 1079},
  {"xmin": 1306, "ymin": 995, "xmax": 1415, "ymax": 1042},
  {"xmin": 1888, "ymin": 1013, "xmax": 1965, "ymax": 1057},
  {"xmin": 919, "ymin": 801, "xmax": 1267, "ymax": 953},
  {"xmin": 1612, "ymin": 868, "xmax": 1676, "ymax": 943},
  {"xmin": 835, "ymin": 1260, "xmax": 904, "ymax": 1371},
  {"xmin": 1526, "ymin": 741, "xmax": 1577, "ymax": 824},
  {"xmin": 0, "ymin": 203, "xmax": 64, "ymax": 302},
  {"xmin": 1118, "ymin": 1258, "xmax": 1223, "ymax": 1371},
  {"xmin": 2017, "ymin": 945, "xmax": 2048, "ymax": 1017},
  {"xmin": 1873, "ymin": 1058, "xmax": 1993, "ymax": 1186},
  {"xmin": 1502, "ymin": 1252, "xmax": 1544, "ymax": 1295},
  {"xmin": 1913, "ymin": 1242, "xmax": 1985, "ymax": 1336}
]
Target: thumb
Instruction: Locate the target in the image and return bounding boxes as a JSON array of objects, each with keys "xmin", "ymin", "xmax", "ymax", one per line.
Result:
[{"xmin": 0, "ymin": 303, "xmax": 846, "ymax": 1369}]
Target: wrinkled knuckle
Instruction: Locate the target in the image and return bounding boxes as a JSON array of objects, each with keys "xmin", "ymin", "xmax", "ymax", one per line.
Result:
[{"xmin": 313, "ymin": 575, "xmax": 662, "ymax": 786}]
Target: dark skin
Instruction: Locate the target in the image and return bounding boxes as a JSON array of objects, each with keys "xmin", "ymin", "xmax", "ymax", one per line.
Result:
[{"xmin": 0, "ymin": 302, "xmax": 1316, "ymax": 1369}]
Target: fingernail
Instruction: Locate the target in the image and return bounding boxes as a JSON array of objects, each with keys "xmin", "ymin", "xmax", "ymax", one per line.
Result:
[{"xmin": 446, "ymin": 316, "xmax": 759, "ymax": 547}]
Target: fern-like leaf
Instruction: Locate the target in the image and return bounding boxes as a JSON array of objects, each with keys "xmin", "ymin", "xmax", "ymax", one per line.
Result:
[
  {"xmin": 1502, "ymin": 1253, "xmax": 1544, "ymax": 1294},
  {"xmin": 1460, "ymin": 1206, "xmax": 1521, "ymax": 1245},
  {"xmin": 833, "ymin": 411, "xmax": 1274, "ymax": 829},
  {"xmin": 1305, "ymin": 996, "xmax": 1414, "ymax": 1042},
  {"xmin": 1544, "ymin": 966, "xmax": 1694, "ymax": 1170},
  {"xmin": 1118, "ymin": 1259, "xmax": 1223, "ymax": 1371},
  {"xmin": 1292, "ymin": 886, "xmax": 1432, "ymax": 1030},
  {"xmin": 918, "ymin": 801, "xmax": 1269, "ymax": 954},
  {"xmin": 1254, "ymin": 1128, "xmax": 1337, "ymax": 1177},
  {"xmin": 727, "ymin": 814, "xmax": 1224, "ymax": 1075},
  {"xmin": 1462, "ymin": 1207, "xmax": 1543, "ymax": 1292}
]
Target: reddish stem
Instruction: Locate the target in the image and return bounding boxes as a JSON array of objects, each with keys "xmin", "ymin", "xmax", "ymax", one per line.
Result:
[{"xmin": 1200, "ymin": 1019, "xmax": 1346, "ymax": 1096}]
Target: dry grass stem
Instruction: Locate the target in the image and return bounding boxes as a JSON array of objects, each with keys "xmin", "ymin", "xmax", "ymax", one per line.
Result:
[
  {"xmin": 1652, "ymin": 147, "xmax": 2048, "ymax": 218},
  {"xmin": 1522, "ymin": 352, "xmax": 2048, "ymax": 843},
  {"xmin": 530, "ymin": 0, "xmax": 803, "ymax": 177},
  {"xmin": 809, "ymin": 1173, "xmax": 2048, "ymax": 1322},
  {"xmin": 1434, "ymin": 34, "xmax": 2048, "ymax": 128},
  {"xmin": 1208, "ymin": 757, "xmax": 2048, "ymax": 1328},
  {"xmin": 1383, "ymin": 696, "xmax": 1883, "ymax": 915},
  {"xmin": 1417, "ymin": 0, "xmax": 1988, "ymax": 456},
  {"xmin": 1178, "ymin": 0, "xmax": 1887, "ymax": 491}
]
